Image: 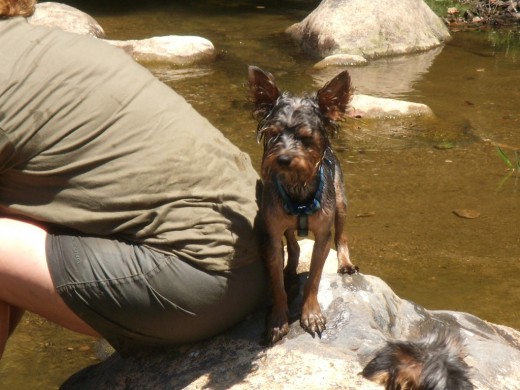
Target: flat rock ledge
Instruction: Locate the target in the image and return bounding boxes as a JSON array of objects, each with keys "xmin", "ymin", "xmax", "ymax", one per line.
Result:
[
  {"xmin": 27, "ymin": 2, "xmax": 216, "ymax": 66},
  {"xmin": 348, "ymin": 94, "xmax": 433, "ymax": 119},
  {"xmin": 105, "ymin": 36, "xmax": 216, "ymax": 65},
  {"xmin": 62, "ymin": 240, "xmax": 520, "ymax": 390}
]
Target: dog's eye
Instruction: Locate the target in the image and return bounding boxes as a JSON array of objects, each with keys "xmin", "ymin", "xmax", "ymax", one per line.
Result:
[
  {"xmin": 264, "ymin": 126, "xmax": 282, "ymax": 139},
  {"xmin": 297, "ymin": 127, "xmax": 313, "ymax": 138},
  {"xmin": 258, "ymin": 126, "xmax": 280, "ymax": 142},
  {"xmin": 260, "ymin": 127, "xmax": 281, "ymax": 146}
]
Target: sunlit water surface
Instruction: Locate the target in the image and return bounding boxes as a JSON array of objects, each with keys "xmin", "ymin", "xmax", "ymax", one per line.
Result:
[{"xmin": 1, "ymin": 1, "xmax": 519, "ymax": 388}]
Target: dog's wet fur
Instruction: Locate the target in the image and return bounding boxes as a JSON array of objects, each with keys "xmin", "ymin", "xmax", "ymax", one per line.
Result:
[
  {"xmin": 248, "ymin": 66, "xmax": 358, "ymax": 345},
  {"xmin": 362, "ymin": 329, "xmax": 474, "ymax": 390}
]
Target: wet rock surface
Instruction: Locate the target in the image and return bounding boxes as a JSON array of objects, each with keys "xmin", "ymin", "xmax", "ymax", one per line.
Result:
[
  {"xmin": 105, "ymin": 36, "xmax": 216, "ymax": 65},
  {"xmin": 62, "ymin": 240, "xmax": 520, "ymax": 390},
  {"xmin": 313, "ymin": 54, "xmax": 369, "ymax": 69},
  {"xmin": 348, "ymin": 95, "xmax": 433, "ymax": 119}
]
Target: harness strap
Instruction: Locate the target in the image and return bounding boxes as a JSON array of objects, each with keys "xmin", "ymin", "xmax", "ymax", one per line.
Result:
[
  {"xmin": 297, "ymin": 214, "xmax": 309, "ymax": 237},
  {"xmin": 274, "ymin": 153, "xmax": 334, "ymax": 237}
]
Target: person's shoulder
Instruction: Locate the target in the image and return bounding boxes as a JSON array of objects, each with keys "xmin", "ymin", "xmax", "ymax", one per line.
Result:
[{"xmin": 0, "ymin": 15, "xmax": 29, "ymax": 33}]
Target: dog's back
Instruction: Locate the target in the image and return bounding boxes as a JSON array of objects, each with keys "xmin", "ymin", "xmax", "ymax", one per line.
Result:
[{"xmin": 361, "ymin": 330, "xmax": 474, "ymax": 390}]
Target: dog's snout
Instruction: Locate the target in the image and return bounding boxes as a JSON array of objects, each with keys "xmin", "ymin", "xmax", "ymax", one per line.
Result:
[{"xmin": 277, "ymin": 155, "xmax": 292, "ymax": 167}]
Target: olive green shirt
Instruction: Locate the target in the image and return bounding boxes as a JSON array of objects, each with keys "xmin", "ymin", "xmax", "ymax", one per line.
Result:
[{"xmin": 0, "ymin": 17, "xmax": 261, "ymax": 271}]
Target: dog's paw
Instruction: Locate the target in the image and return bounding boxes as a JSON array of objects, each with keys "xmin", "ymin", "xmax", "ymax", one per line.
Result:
[
  {"xmin": 266, "ymin": 323, "xmax": 289, "ymax": 346},
  {"xmin": 300, "ymin": 311, "xmax": 327, "ymax": 338},
  {"xmin": 337, "ymin": 264, "xmax": 359, "ymax": 275},
  {"xmin": 265, "ymin": 307, "xmax": 290, "ymax": 346}
]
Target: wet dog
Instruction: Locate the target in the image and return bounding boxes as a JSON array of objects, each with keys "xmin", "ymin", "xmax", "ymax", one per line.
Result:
[
  {"xmin": 248, "ymin": 66, "xmax": 358, "ymax": 345},
  {"xmin": 361, "ymin": 329, "xmax": 474, "ymax": 390}
]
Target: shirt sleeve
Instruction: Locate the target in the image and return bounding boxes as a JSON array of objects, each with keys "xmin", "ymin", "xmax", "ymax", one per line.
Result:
[{"xmin": 0, "ymin": 128, "xmax": 15, "ymax": 173}]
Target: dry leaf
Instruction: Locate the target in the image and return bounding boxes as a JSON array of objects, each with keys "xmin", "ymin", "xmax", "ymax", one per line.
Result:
[{"xmin": 453, "ymin": 209, "xmax": 480, "ymax": 219}]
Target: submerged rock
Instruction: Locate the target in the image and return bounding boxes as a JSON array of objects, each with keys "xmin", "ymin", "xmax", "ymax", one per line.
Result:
[
  {"xmin": 62, "ymin": 240, "xmax": 520, "ymax": 389},
  {"xmin": 286, "ymin": 0, "xmax": 451, "ymax": 60},
  {"xmin": 313, "ymin": 54, "xmax": 368, "ymax": 69}
]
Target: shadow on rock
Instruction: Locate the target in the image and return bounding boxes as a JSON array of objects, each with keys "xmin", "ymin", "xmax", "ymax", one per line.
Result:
[
  {"xmin": 62, "ymin": 306, "xmax": 269, "ymax": 390},
  {"xmin": 61, "ymin": 240, "xmax": 520, "ymax": 389}
]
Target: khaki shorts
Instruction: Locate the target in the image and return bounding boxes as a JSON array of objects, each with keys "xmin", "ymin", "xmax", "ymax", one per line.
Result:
[{"xmin": 45, "ymin": 227, "xmax": 267, "ymax": 354}]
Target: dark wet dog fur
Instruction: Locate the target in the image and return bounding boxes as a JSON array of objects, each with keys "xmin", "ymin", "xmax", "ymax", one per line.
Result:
[
  {"xmin": 248, "ymin": 66, "xmax": 358, "ymax": 345},
  {"xmin": 362, "ymin": 329, "xmax": 474, "ymax": 390}
]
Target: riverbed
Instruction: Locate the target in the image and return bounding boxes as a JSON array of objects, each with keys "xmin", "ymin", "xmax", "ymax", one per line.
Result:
[{"xmin": 1, "ymin": 1, "xmax": 519, "ymax": 388}]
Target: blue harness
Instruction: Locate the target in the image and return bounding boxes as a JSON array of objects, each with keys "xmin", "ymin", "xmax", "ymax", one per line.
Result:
[{"xmin": 274, "ymin": 158, "xmax": 332, "ymax": 236}]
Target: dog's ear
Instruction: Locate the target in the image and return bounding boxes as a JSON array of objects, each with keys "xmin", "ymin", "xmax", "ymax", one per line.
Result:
[
  {"xmin": 361, "ymin": 342, "xmax": 422, "ymax": 389},
  {"xmin": 316, "ymin": 70, "xmax": 351, "ymax": 121},
  {"xmin": 248, "ymin": 66, "xmax": 280, "ymax": 118}
]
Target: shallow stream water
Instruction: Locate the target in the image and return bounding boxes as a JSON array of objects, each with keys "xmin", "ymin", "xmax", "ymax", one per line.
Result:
[{"xmin": 1, "ymin": 1, "xmax": 519, "ymax": 388}]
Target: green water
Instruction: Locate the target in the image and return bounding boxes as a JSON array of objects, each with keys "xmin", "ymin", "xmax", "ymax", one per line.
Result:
[{"xmin": 1, "ymin": 1, "xmax": 519, "ymax": 388}]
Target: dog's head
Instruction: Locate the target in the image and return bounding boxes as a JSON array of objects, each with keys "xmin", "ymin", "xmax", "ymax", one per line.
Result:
[
  {"xmin": 361, "ymin": 330, "xmax": 474, "ymax": 390},
  {"xmin": 247, "ymin": 66, "xmax": 351, "ymax": 187}
]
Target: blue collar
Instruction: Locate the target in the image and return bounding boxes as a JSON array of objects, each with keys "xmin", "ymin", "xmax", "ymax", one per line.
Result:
[
  {"xmin": 274, "ymin": 158, "xmax": 332, "ymax": 237},
  {"xmin": 275, "ymin": 164, "xmax": 325, "ymax": 217}
]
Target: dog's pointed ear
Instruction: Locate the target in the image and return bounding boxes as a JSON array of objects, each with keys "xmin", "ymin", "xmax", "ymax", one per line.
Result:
[
  {"xmin": 316, "ymin": 70, "xmax": 352, "ymax": 121},
  {"xmin": 248, "ymin": 66, "xmax": 280, "ymax": 118}
]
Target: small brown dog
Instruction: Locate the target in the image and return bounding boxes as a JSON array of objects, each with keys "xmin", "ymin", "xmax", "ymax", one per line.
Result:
[{"xmin": 248, "ymin": 66, "xmax": 358, "ymax": 345}]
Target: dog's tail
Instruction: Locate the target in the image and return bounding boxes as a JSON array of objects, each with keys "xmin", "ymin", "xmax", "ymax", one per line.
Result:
[{"xmin": 361, "ymin": 329, "xmax": 474, "ymax": 390}]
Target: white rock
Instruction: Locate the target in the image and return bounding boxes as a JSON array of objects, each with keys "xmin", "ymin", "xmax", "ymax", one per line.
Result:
[
  {"xmin": 105, "ymin": 36, "xmax": 216, "ymax": 65},
  {"xmin": 348, "ymin": 94, "xmax": 433, "ymax": 118},
  {"xmin": 27, "ymin": 2, "xmax": 105, "ymax": 38}
]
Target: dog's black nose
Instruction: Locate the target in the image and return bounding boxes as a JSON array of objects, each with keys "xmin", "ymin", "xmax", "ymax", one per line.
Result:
[{"xmin": 277, "ymin": 155, "xmax": 292, "ymax": 167}]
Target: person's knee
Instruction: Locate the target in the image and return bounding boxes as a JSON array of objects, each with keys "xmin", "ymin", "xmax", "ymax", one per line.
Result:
[
  {"xmin": 0, "ymin": 218, "xmax": 47, "ymax": 266},
  {"xmin": 0, "ymin": 218, "xmax": 49, "ymax": 300}
]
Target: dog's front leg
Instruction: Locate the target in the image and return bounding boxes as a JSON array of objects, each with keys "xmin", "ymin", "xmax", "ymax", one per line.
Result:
[
  {"xmin": 283, "ymin": 230, "xmax": 300, "ymax": 303},
  {"xmin": 300, "ymin": 233, "xmax": 330, "ymax": 337},
  {"xmin": 334, "ymin": 210, "xmax": 358, "ymax": 275},
  {"xmin": 265, "ymin": 235, "xmax": 289, "ymax": 345},
  {"xmin": 334, "ymin": 167, "xmax": 359, "ymax": 275}
]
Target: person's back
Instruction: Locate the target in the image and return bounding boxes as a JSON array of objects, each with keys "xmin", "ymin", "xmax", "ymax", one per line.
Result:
[
  {"xmin": 0, "ymin": 16, "xmax": 261, "ymax": 272},
  {"xmin": 0, "ymin": 5, "xmax": 266, "ymax": 358}
]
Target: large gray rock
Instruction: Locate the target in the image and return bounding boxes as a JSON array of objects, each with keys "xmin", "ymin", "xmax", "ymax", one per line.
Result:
[
  {"xmin": 26, "ymin": 2, "xmax": 216, "ymax": 66},
  {"xmin": 61, "ymin": 240, "xmax": 520, "ymax": 389},
  {"xmin": 286, "ymin": 0, "xmax": 451, "ymax": 60},
  {"xmin": 28, "ymin": 2, "xmax": 105, "ymax": 38}
]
